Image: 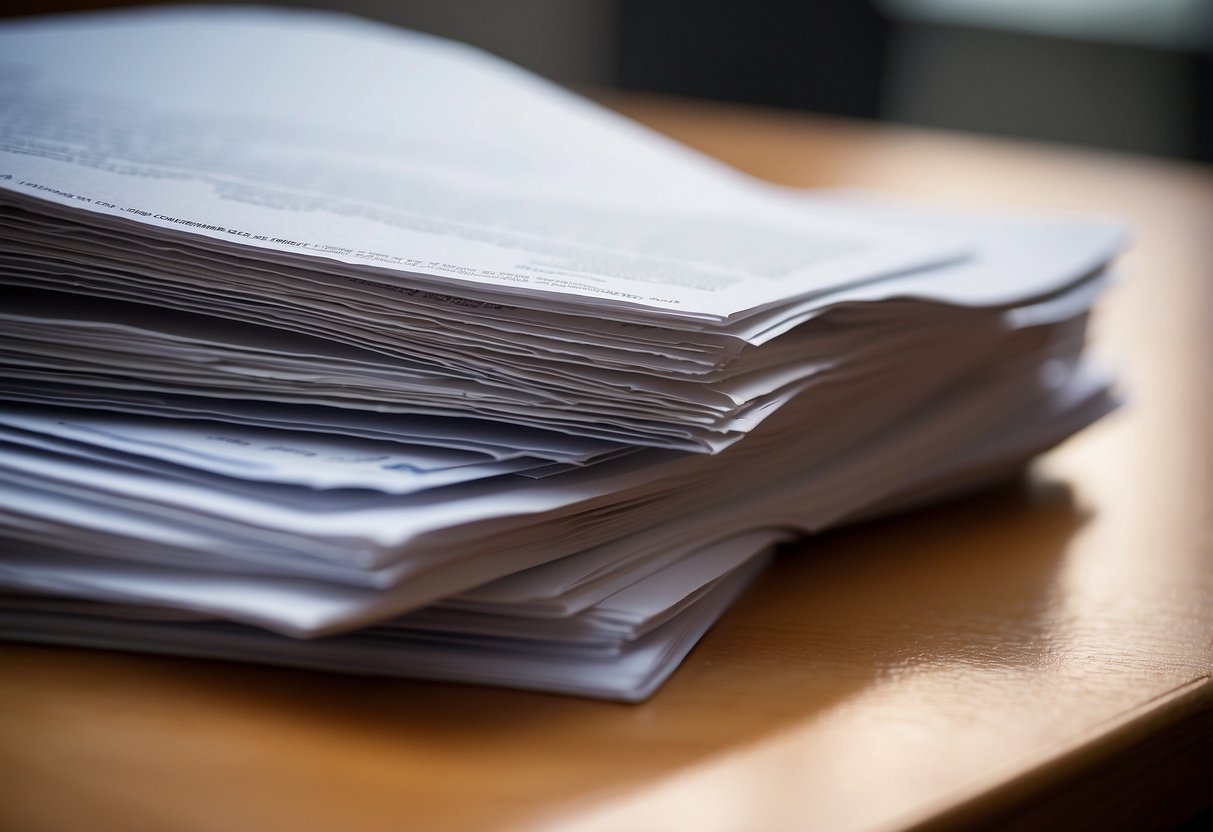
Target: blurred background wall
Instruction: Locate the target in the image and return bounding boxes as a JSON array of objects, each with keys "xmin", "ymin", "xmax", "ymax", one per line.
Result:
[{"xmin": 6, "ymin": 0, "xmax": 1212, "ymax": 161}]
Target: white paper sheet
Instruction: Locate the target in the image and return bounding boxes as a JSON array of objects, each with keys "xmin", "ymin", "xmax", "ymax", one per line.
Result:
[{"xmin": 0, "ymin": 7, "xmax": 961, "ymax": 321}]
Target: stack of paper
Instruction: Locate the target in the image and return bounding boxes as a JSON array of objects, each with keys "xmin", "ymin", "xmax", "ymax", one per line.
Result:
[{"xmin": 0, "ymin": 8, "xmax": 1124, "ymax": 701}]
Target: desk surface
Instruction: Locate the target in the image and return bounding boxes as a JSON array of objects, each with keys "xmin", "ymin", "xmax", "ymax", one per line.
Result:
[{"xmin": 1, "ymin": 97, "xmax": 1211, "ymax": 832}]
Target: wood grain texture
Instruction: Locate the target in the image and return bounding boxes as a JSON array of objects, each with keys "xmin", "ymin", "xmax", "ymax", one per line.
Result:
[{"xmin": 1, "ymin": 95, "xmax": 1211, "ymax": 832}]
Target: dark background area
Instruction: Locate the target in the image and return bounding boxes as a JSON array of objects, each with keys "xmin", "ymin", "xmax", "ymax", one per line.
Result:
[{"xmin": 5, "ymin": 0, "xmax": 1212, "ymax": 161}]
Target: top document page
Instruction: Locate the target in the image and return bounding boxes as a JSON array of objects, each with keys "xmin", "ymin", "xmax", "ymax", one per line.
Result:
[{"xmin": 0, "ymin": 7, "xmax": 962, "ymax": 322}]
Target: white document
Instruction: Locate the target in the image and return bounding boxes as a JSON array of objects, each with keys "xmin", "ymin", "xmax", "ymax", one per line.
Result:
[
  {"xmin": 0, "ymin": 409, "xmax": 543, "ymax": 493},
  {"xmin": 0, "ymin": 527, "xmax": 782, "ymax": 640},
  {"xmin": 0, "ymin": 359, "xmax": 1113, "ymax": 641},
  {"xmin": 0, "ymin": 7, "xmax": 961, "ymax": 321},
  {"xmin": 0, "ymin": 382, "xmax": 627, "ymax": 462},
  {"xmin": 0, "ymin": 7, "xmax": 1127, "ymax": 702},
  {"xmin": 0, "ymin": 554, "xmax": 769, "ymax": 703}
]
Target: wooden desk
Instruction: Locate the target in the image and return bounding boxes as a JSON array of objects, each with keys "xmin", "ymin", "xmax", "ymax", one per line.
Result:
[{"xmin": 1, "ymin": 97, "xmax": 1210, "ymax": 832}]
